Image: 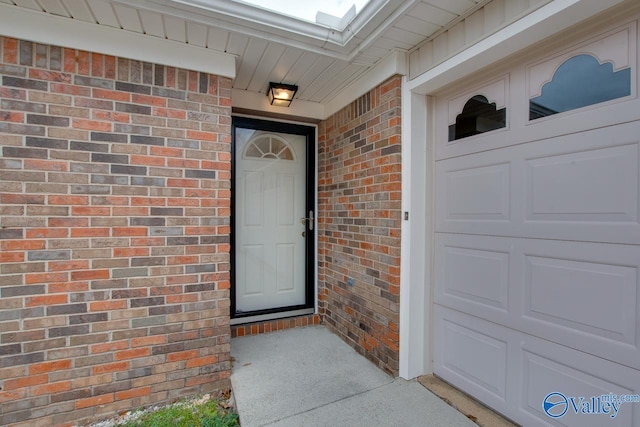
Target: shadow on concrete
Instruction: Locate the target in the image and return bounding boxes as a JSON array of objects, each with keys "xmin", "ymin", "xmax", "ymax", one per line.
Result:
[{"xmin": 231, "ymin": 325, "xmax": 477, "ymax": 427}]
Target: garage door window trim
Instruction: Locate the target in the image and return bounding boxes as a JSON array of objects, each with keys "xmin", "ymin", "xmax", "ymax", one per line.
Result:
[
  {"xmin": 529, "ymin": 54, "xmax": 632, "ymax": 120},
  {"xmin": 526, "ymin": 22, "xmax": 637, "ymax": 124}
]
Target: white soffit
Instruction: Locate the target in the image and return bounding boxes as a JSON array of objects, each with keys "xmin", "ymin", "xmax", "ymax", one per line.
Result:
[
  {"xmin": 0, "ymin": 3, "xmax": 236, "ymax": 79},
  {"xmin": 0, "ymin": 0, "xmax": 509, "ymax": 115},
  {"xmin": 408, "ymin": 0, "xmax": 625, "ymax": 95},
  {"xmin": 233, "ymin": 49, "xmax": 406, "ymax": 120}
]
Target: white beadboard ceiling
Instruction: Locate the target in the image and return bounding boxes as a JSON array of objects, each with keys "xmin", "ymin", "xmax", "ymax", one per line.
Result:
[{"xmin": 0, "ymin": 0, "xmax": 485, "ymax": 106}]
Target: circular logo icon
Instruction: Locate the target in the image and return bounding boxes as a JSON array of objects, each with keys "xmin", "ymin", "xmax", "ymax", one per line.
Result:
[{"xmin": 543, "ymin": 392, "xmax": 568, "ymax": 418}]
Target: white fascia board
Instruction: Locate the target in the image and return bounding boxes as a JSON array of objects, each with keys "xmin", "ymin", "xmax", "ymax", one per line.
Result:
[
  {"xmin": 324, "ymin": 50, "xmax": 407, "ymax": 119},
  {"xmin": 148, "ymin": 0, "xmax": 412, "ymax": 61},
  {"xmin": 232, "ymin": 89, "xmax": 325, "ymax": 121},
  {"xmin": 129, "ymin": 0, "xmax": 351, "ymax": 62},
  {"xmin": 0, "ymin": 3, "xmax": 236, "ymax": 79},
  {"xmin": 151, "ymin": 0, "xmax": 343, "ymax": 45},
  {"xmin": 163, "ymin": 0, "xmax": 397, "ymax": 48},
  {"xmin": 408, "ymin": 0, "xmax": 624, "ymax": 95}
]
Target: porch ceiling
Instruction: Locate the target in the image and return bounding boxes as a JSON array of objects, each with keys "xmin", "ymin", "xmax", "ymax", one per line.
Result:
[{"xmin": 0, "ymin": 0, "xmax": 484, "ymax": 107}]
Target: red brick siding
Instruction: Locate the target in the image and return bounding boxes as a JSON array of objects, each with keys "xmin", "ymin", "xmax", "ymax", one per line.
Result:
[
  {"xmin": 0, "ymin": 37, "xmax": 232, "ymax": 427},
  {"xmin": 230, "ymin": 314, "xmax": 321, "ymax": 338},
  {"xmin": 318, "ymin": 76, "xmax": 402, "ymax": 376}
]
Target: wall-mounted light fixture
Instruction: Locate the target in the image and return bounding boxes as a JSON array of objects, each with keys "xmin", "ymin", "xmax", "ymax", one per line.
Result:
[{"xmin": 267, "ymin": 82, "xmax": 298, "ymax": 107}]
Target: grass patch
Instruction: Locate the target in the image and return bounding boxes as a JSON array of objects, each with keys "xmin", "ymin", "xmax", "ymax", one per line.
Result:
[{"xmin": 120, "ymin": 396, "xmax": 239, "ymax": 427}]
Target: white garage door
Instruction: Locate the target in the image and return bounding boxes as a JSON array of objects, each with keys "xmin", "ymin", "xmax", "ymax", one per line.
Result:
[{"xmin": 432, "ymin": 18, "xmax": 640, "ymax": 427}]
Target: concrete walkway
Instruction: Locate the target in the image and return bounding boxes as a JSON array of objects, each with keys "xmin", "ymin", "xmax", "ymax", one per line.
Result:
[{"xmin": 230, "ymin": 325, "xmax": 476, "ymax": 427}]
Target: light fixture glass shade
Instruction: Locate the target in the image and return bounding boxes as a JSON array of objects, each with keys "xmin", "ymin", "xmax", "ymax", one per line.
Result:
[{"xmin": 267, "ymin": 82, "xmax": 298, "ymax": 107}]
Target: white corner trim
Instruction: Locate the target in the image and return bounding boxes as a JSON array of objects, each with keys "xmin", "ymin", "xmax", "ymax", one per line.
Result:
[
  {"xmin": 0, "ymin": 3, "xmax": 236, "ymax": 79},
  {"xmin": 399, "ymin": 78, "xmax": 414, "ymax": 379},
  {"xmin": 323, "ymin": 50, "xmax": 408, "ymax": 119},
  {"xmin": 232, "ymin": 89, "xmax": 325, "ymax": 121},
  {"xmin": 407, "ymin": 0, "xmax": 624, "ymax": 95},
  {"xmin": 399, "ymin": 81, "xmax": 431, "ymax": 380}
]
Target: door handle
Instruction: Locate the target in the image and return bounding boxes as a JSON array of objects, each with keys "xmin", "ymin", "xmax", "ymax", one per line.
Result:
[{"xmin": 300, "ymin": 210, "xmax": 314, "ymax": 231}]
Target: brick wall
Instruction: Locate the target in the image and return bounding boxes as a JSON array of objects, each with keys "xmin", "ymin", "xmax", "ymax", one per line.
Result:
[
  {"xmin": 0, "ymin": 37, "xmax": 232, "ymax": 426},
  {"xmin": 230, "ymin": 314, "xmax": 321, "ymax": 338},
  {"xmin": 318, "ymin": 76, "xmax": 402, "ymax": 376}
]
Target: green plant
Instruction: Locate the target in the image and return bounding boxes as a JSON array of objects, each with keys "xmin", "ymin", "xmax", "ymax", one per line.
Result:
[{"xmin": 122, "ymin": 397, "xmax": 239, "ymax": 427}]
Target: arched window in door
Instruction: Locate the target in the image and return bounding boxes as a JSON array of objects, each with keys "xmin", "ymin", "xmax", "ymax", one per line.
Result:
[
  {"xmin": 244, "ymin": 134, "xmax": 295, "ymax": 161},
  {"xmin": 529, "ymin": 54, "xmax": 631, "ymax": 120},
  {"xmin": 448, "ymin": 95, "xmax": 506, "ymax": 141}
]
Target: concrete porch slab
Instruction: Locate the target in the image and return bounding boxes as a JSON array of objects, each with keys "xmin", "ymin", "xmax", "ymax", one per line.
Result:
[{"xmin": 231, "ymin": 325, "xmax": 477, "ymax": 427}]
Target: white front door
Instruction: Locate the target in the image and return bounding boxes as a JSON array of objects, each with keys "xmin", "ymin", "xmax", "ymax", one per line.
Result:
[{"xmin": 234, "ymin": 128, "xmax": 308, "ymax": 313}]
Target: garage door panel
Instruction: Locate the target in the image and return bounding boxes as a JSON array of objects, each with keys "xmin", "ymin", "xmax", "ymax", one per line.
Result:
[
  {"xmin": 440, "ymin": 245, "xmax": 509, "ymax": 309},
  {"xmin": 444, "ymin": 162, "xmax": 511, "ymax": 221},
  {"xmin": 435, "ymin": 307, "xmax": 640, "ymax": 427},
  {"xmin": 436, "ymin": 121, "xmax": 640, "ymax": 244},
  {"xmin": 436, "ymin": 233, "xmax": 640, "ymax": 369},
  {"xmin": 436, "ymin": 154, "xmax": 516, "ymax": 235},
  {"xmin": 434, "ymin": 306, "xmax": 522, "ymax": 424},
  {"xmin": 525, "ymin": 255, "xmax": 636, "ymax": 346},
  {"xmin": 434, "ymin": 307, "xmax": 510, "ymax": 403},
  {"xmin": 521, "ymin": 342, "xmax": 640, "ymax": 427},
  {"xmin": 526, "ymin": 144, "xmax": 638, "ymax": 223},
  {"xmin": 521, "ymin": 239, "xmax": 640, "ymax": 370},
  {"xmin": 435, "ymin": 234, "xmax": 513, "ymax": 322}
]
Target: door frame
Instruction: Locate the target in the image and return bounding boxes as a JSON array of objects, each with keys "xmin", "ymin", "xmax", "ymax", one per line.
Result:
[
  {"xmin": 398, "ymin": 0, "xmax": 630, "ymax": 380},
  {"xmin": 230, "ymin": 116, "xmax": 316, "ymax": 321}
]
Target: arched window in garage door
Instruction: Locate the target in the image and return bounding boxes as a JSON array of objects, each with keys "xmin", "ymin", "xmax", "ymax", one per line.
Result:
[
  {"xmin": 448, "ymin": 95, "xmax": 507, "ymax": 141},
  {"xmin": 530, "ymin": 54, "xmax": 631, "ymax": 120},
  {"xmin": 446, "ymin": 77, "xmax": 509, "ymax": 143}
]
